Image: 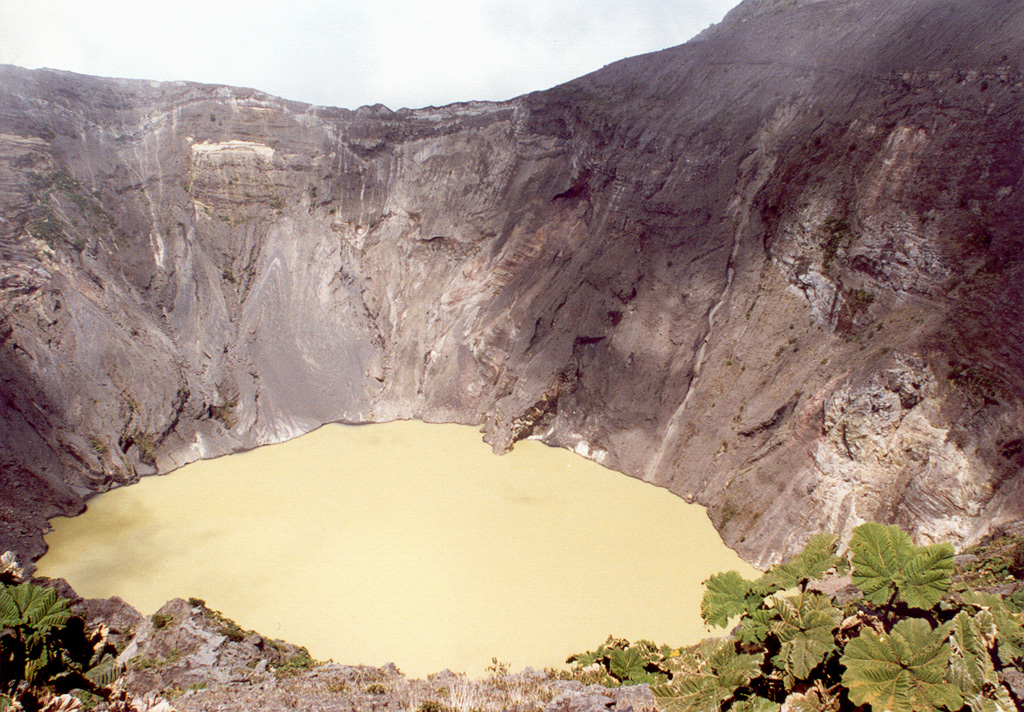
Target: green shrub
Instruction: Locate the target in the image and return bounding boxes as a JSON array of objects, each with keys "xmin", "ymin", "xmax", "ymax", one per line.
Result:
[
  {"xmin": 820, "ymin": 216, "xmax": 851, "ymax": 265},
  {"xmin": 947, "ymin": 361, "xmax": 1000, "ymax": 401},
  {"xmin": 89, "ymin": 437, "xmax": 107, "ymax": 456},
  {"xmin": 846, "ymin": 288, "xmax": 876, "ymax": 311},
  {"xmin": 648, "ymin": 525, "xmax": 1020, "ymax": 712},
  {"xmin": 0, "ymin": 567, "xmax": 123, "ymax": 710},
  {"xmin": 418, "ymin": 700, "xmax": 448, "ymax": 712},
  {"xmin": 133, "ymin": 431, "xmax": 157, "ymax": 466},
  {"xmin": 150, "ymin": 612, "xmax": 173, "ymax": 629},
  {"xmin": 28, "ymin": 211, "xmax": 63, "ymax": 246},
  {"xmin": 566, "ymin": 638, "xmax": 680, "ymax": 687},
  {"xmin": 272, "ymin": 648, "xmax": 318, "ymax": 675}
]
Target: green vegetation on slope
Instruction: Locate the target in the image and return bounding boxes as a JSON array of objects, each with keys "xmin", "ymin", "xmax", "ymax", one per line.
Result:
[
  {"xmin": 0, "ymin": 554, "xmax": 123, "ymax": 711},
  {"xmin": 565, "ymin": 524, "xmax": 1023, "ymax": 712}
]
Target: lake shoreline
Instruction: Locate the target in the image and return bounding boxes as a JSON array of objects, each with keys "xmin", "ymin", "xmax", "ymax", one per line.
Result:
[{"xmin": 36, "ymin": 421, "xmax": 759, "ymax": 678}]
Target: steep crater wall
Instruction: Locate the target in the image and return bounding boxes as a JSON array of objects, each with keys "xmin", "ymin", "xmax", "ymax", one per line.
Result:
[{"xmin": 1, "ymin": 0, "xmax": 1023, "ymax": 567}]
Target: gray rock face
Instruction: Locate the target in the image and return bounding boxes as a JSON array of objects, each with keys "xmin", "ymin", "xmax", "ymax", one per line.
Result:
[{"xmin": 1, "ymin": 0, "xmax": 1023, "ymax": 566}]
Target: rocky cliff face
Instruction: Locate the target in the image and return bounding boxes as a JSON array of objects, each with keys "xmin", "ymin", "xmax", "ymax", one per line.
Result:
[{"xmin": 1, "ymin": 0, "xmax": 1023, "ymax": 567}]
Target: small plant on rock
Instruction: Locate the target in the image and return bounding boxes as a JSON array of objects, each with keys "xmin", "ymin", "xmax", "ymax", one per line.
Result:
[{"xmin": 149, "ymin": 612, "xmax": 172, "ymax": 630}]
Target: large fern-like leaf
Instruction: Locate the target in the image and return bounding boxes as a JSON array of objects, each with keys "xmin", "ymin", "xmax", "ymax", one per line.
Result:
[
  {"xmin": 569, "ymin": 647, "xmax": 607, "ymax": 668},
  {"xmin": 84, "ymin": 654, "xmax": 124, "ymax": 688},
  {"xmin": 0, "ymin": 585, "xmax": 21, "ymax": 627},
  {"xmin": 2, "ymin": 584, "xmax": 71, "ymax": 633},
  {"xmin": 849, "ymin": 523, "xmax": 914, "ymax": 605},
  {"xmin": 663, "ymin": 647, "xmax": 708, "ymax": 678},
  {"xmin": 960, "ymin": 591, "xmax": 1005, "ymax": 611},
  {"xmin": 24, "ymin": 641, "xmax": 51, "ymax": 685},
  {"xmin": 948, "ymin": 611, "xmax": 1015, "ymax": 712},
  {"xmin": 770, "ymin": 592, "xmax": 841, "ymax": 687},
  {"xmin": 840, "ymin": 618, "xmax": 962, "ymax": 712},
  {"xmin": 849, "ymin": 523, "xmax": 953, "ymax": 609}
]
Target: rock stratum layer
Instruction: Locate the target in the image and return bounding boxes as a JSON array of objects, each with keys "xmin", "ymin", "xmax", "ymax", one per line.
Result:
[{"xmin": 1, "ymin": 0, "xmax": 1023, "ymax": 566}]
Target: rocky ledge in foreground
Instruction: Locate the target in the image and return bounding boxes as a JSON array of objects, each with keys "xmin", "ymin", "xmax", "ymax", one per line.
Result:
[
  {"xmin": 15, "ymin": 517, "xmax": 1024, "ymax": 712},
  {"xmin": 51, "ymin": 584, "xmax": 654, "ymax": 712}
]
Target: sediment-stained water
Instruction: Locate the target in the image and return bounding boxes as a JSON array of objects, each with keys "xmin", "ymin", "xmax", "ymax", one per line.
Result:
[{"xmin": 37, "ymin": 421, "xmax": 759, "ymax": 678}]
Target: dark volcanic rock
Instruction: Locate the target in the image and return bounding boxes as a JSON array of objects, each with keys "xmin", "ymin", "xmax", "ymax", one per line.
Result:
[{"xmin": 1, "ymin": 0, "xmax": 1023, "ymax": 566}]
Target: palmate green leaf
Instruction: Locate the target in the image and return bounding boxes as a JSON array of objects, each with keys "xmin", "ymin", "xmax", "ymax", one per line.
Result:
[
  {"xmin": 948, "ymin": 611, "xmax": 1015, "ymax": 712},
  {"xmin": 568, "ymin": 639, "xmax": 614, "ymax": 667},
  {"xmin": 632, "ymin": 670, "xmax": 670, "ymax": 685},
  {"xmin": 652, "ymin": 673, "xmax": 731, "ymax": 712},
  {"xmin": 841, "ymin": 618, "xmax": 962, "ymax": 712},
  {"xmin": 993, "ymin": 616, "xmax": 1024, "ymax": 666},
  {"xmin": 899, "ymin": 540, "xmax": 956, "ymax": 609},
  {"xmin": 609, "ymin": 648, "xmax": 646, "ymax": 682},
  {"xmin": 762, "ymin": 534, "xmax": 840, "ymax": 591},
  {"xmin": 960, "ymin": 591, "xmax": 1005, "ymax": 611},
  {"xmin": 707, "ymin": 641, "xmax": 763, "ymax": 692},
  {"xmin": 770, "ymin": 592, "xmax": 841, "ymax": 687},
  {"xmin": 849, "ymin": 523, "xmax": 953, "ymax": 609},
  {"xmin": 849, "ymin": 523, "xmax": 914, "ymax": 605},
  {"xmin": 569, "ymin": 650, "xmax": 604, "ymax": 667},
  {"xmin": 960, "ymin": 590, "xmax": 1024, "ymax": 665},
  {"xmin": 652, "ymin": 639, "xmax": 763, "ymax": 712},
  {"xmin": 701, "ymin": 571, "xmax": 764, "ymax": 628},
  {"xmin": 737, "ymin": 606, "xmax": 775, "ymax": 646}
]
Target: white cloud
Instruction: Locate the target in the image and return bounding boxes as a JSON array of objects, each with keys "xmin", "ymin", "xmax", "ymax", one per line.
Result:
[{"xmin": 0, "ymin": 0, "xmax": 738, "ymax": 109}]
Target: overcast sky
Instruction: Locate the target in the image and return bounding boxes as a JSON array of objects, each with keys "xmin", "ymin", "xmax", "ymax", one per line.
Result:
[{"xmin": 0, "ymin": 0, "xmax": 740, "ymax": 110}]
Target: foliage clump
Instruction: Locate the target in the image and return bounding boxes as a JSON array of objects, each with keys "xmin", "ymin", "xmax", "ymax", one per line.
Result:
[
  {"xmin": 643, "ymin": 524, "xmax": 1022, "ymax": 712},
  {"xmin": 0, "ymin": 553, "xmax": 123, "ymax": 711},
  {"xmin": 25, "ymin": 168, "xmax": 115, "ymax": 250},
  {"xmin": 819, "ymin": 216, "xmax": 851, "ymax": 266},
  {"xmin": 845, "ymin": 288, "xmax": 875, "ymax": 313},
  {"xmin": 564, "ymin": 637, "xmax": 682, "ymax": 686},
  {"xmin": 149, "ymin": 612, "xmax": 173, "ymax": 630}
]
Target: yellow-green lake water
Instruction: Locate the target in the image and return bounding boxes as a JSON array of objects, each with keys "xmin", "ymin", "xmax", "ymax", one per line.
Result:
[{"xmin": 37, "ymin": 421, "xmax": 758, "ymax": 678}]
